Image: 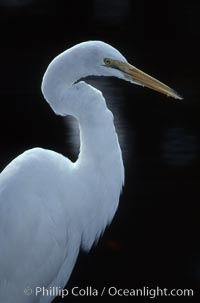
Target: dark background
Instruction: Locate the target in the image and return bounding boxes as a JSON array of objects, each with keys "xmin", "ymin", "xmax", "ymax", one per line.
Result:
[{"xmin": 0, "ymin": 0, "xmax": 200, "ymax": 302}]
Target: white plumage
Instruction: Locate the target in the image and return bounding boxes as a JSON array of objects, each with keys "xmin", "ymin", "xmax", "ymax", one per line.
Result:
[
  {"xmin": 0, "ymin": 41, "xmax": 180, "ymax": 302},
  {"xmin": 0, "ymin": 41, "xmax": 125, "ymax": 303}
]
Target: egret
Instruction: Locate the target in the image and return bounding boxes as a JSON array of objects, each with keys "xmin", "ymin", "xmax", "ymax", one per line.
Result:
[{"xmin": 0, "ymin": 41, "xmax": 181, "ymax": 303}]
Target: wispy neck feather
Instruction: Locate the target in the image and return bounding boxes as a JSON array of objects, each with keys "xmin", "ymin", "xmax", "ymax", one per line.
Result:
[
  {"xmin": 41, "ymin": 42, "xmax": 125, "ymax": 250},
  {"xmin": 75, "ymin": 98, "xmax": 124, "ymax": 250}
]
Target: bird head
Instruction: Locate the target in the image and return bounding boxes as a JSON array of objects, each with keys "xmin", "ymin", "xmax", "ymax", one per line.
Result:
[
  {"xmin": 41, "ymin": 40, "xmax": 182, "ymax": 117},
  {"xmin": 84, "ymin": 40, "xmax": 182, "ymax": 100}
]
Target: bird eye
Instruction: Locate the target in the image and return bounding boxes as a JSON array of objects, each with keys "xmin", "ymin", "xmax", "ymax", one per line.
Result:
[{"xmin": 104, "ymin": 58, "xmax": 111, "ymax": 65}]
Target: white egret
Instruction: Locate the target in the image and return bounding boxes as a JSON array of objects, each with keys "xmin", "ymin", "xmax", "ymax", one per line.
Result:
[{"xmin": 0, "ymin": 41, "xmax": 181, "ymax": 303}]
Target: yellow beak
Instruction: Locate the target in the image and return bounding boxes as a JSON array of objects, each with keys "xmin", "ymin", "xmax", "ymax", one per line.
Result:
[{"xmin": 104, "ymin": 58, "xmax": 183, "ymax": 100}]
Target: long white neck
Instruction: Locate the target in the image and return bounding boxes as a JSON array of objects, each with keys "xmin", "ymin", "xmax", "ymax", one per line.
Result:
[{"xmin": 41, "ymin": 45, "xmax": 124, "ymax": 250}]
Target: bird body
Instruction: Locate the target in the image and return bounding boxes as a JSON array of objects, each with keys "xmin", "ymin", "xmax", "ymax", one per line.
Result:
[
  {"xmin": 0, "ymin": 135, "xmax": 123, "ymax": 303},
  {"xmin": 0, "ymin": 41, "xmax": 180, "ymax": 302}
]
